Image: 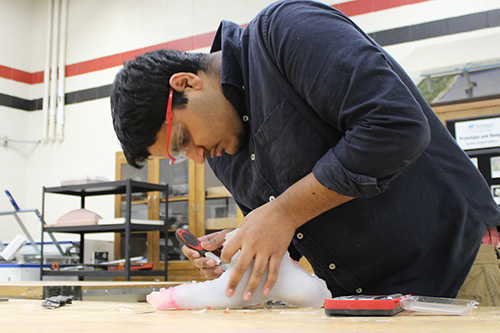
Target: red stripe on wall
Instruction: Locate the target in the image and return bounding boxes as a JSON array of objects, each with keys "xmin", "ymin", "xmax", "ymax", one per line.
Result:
[
  {"xmin": 50, "ymin": 31, "xmax": 216, "ymax": 84},
  {"xmin": 334, "ymin": 0, "xmax": 431, "ymax": 16},
  {"xmin": 1, "ymin": 0, "xmax": 431, "ymax": 85},
  {"xmin": 0, "ymin": 64, "xmax": 33, "ymax": 84}
]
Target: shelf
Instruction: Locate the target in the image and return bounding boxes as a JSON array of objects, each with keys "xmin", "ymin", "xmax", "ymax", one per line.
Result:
[
  {"xmin": 44, "ymin": 180, "xmax": 166, "ymax": 197},
  {"xmin": 44, "ymin": 223, "xmax": 166, "ymax": 234},
  {"xmin": 124, "ymin": 199, "xmax": 148, "ymax": 204},
  {"xmin": 41, "ymin": 270, "xmax": 168, "ymax": 277},
  {"xmin": 41, "ymin": 179, "xmax": 169, "ymax": 281},
  {"xmin": 206, "ymin": 194, "xmax": 233, "ymax": 200},
  {"xmin": 165, "ymin": 196, "xmax": 189, "ymax": 202}
]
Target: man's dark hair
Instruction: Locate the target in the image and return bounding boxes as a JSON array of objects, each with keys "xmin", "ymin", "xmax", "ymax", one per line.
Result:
[{"xmin": 110, "ymin": 49, "xmax": 208, "ymax": 168}]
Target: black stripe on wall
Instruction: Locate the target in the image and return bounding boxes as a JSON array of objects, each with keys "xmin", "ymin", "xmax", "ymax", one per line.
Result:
[
  {"xmin": 0, "ymin": 92, "xmax": 41, "ymax": 111},
  {"xmin": 65, "ymin": 85, "xmax": 111, "ymax": 105},
  {"xmin": 369, "ymin": 9, "xmax": 500, "ymax": 46},
  {"xmin": 0, "ymin": 85, "xmax": 111, "ymax": 111},
  {"xmin": 1, "ymin": 9, "xmax": 499, "ymax": 111}
]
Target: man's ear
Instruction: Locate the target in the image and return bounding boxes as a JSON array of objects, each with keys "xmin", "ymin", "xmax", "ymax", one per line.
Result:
[{"xmin": 169, "ymin": 72, "xmax": 203, "ymax": 92}]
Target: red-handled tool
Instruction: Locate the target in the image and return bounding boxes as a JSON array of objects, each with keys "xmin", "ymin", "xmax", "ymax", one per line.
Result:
[
  {"xmin": 175, "ymin": 229, "xmax": 229, "ymax": 270},
  {"xmin": 176, "ymin": 229, "xmax": 208, "ymax": 256}
]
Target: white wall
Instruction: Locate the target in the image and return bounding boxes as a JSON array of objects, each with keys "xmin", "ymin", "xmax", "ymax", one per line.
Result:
[
  {"xmin": 1, "ymin": 0, "xmax": 500, "ymax": 244},
  {"xmin": 0, "ymin": 0, "xmax": 40, "ymax": 243},
  {"xmin": 0, "ymin": 107, "xmax": 31, "ymax": 213},
  {"xmin": 0, "ymin": 0, "xmax": 37, "ymax": 70}
]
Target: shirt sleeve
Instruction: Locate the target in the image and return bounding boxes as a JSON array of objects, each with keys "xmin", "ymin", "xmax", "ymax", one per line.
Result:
[{"xmin": 263, "ymin": 1, "xmax": 431, "ymax": 198}]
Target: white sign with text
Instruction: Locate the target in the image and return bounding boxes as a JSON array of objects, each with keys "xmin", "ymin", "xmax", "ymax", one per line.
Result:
[{"xmin": 455, "ymin": 117, "xmax": 500, "ymax": 150}]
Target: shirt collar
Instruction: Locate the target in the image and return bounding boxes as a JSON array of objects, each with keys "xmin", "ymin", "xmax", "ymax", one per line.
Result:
[
  {"xmin": 211, "ymin": 20, "xmax": 245, "ymax": 93},
  {"xmin": 210, "ymin": 20, "xmax": 249, "ymax": 136}
]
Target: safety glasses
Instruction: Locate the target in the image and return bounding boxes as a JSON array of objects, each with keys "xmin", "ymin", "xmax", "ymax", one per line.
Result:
[{"xmin": 165, "ymin": 89, "xmax": 190, "ymax": 165}]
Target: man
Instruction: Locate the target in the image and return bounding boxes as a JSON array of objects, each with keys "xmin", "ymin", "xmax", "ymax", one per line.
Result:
[{"xmin": 111, "ymin": 0, "xmax": 500, "ymax": 305}]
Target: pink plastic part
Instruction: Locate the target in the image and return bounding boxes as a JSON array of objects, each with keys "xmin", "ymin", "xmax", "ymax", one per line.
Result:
[{"xmin": 147, "ymin": 287, "xmax": 180, "ymax": 310}]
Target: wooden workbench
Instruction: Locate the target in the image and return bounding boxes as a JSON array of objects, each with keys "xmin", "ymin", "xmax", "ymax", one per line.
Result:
[
  {"xmin": 0, "ymin": 281, "xmax": 181, "ymax": 302},
  {"xmin": 1, "ymin": 299, "xmax": 500, "ymax": 332}
]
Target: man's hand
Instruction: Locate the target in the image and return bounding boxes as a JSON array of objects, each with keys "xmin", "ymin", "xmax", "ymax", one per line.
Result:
[
  {"xmin": 220, "ymin": 172, "xmax": 354, "ymax": 302},
  {"xmin": 184, "ymin": 173, "xmax": 352, "ymax": 302},
  {"xmin": 220, "ymin": 199, "xmax": 297, "ymax": 301},
  {"xmin": 181, "ymin": 229, "xmax": 233, "ymax": 279}
]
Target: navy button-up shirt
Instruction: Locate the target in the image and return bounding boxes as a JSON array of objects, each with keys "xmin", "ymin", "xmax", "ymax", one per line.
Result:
[{"xmin": 208, "ymin": 0, "xmax": 500, "ymax": 297}]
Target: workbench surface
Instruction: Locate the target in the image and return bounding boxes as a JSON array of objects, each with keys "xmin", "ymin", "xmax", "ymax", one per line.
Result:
[
  {"xmin": 0, "ymin": 280, "xmax": 181, "ymax": 300},
  {"xmin": 2, "ymin": 299, "xmax": 500, "ymax": 332}
]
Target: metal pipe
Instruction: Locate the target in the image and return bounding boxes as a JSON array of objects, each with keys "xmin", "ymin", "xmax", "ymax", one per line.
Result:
[
  {"xmin": 1, "ymin": 136, "xmax": 41, "ymax": 148},
  {"xmin": 56, "ymin": 0, "xmax": 68, "ymax": 142},
  {"xmin": 48, "ymin": 0, "xmax": 60, "ymax": 142},
  {"xmin": 42, "ymin": 0, "xmax": 53, "ymax": 143}
]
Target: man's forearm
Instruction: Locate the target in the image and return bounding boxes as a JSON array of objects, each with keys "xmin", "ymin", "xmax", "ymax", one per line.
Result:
[{"xmin": 273, "ymin": 172, "xmax": 354, "ymax": 230}]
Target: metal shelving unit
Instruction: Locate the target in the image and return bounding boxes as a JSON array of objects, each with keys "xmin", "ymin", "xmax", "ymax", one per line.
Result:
[{"xmin": 40, "ymin": 179, "xmax": 168, "ymax": 281}]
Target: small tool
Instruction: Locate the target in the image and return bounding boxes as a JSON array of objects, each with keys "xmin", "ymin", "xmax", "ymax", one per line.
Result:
[{"xmin": 175, "ymin": 229, "xmax": 229, "ymax": 271}]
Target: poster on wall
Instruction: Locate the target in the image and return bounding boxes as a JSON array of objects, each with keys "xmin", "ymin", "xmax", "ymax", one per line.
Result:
[
  {"xmin": 491, "ymin": 156, "xmax": 500, "ymax": 178},
  {"xmin": 492, "ymin": 185, "xmax": 500, "ymax": 205},
  {"xmin": 454, "ymin": 117, "xmax": 500, "ymax": 151},
  {"xmin": 447, "ymin": 115, "xmax": 500, "ymax": 207}
]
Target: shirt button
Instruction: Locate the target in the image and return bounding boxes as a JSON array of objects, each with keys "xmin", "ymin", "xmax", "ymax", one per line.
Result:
[
  {"xmin": 328, "ymin": 263, "xmax": 336, "ymax": 270},
  {"xmin": 269, "ymin": 195, "xmax": 275, "ymax": 201},
  {"xmin": 296, "ymin": 233, "xmax": 304, "ymax": 240},
  {"xmin": 251, "ymin": 154, "xmax": 256, "ymax": 161},
  {"xmin": 242, "ymin": 115, "xmax": 249, "ymax": 122},
  {"xmin": 356, "ymin": 288, "xmax": 363, "ymax": 294}
]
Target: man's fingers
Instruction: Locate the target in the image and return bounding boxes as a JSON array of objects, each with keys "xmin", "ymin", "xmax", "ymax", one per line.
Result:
[
  {"xmin": 225, "ymin": 250, "xmax": 253, "ymax": 298},
  {"xmin": 243, "ymin": 256, "xmax": 269, "ymax": 301},
  {"xmin": 198, "ymin": 257, "xmax": 217, "ymax": 268},
  {"xmin": 199, "ymin": 266, "xmax": 223, "ymax": 279},
  {"xmin": 263, "ymin": 256, "xmax": 281, "ymax": 296},
  {"xmin": 192, "ymin": 255, "xmax": 223, "ymax": 279},
  {"xmin": 201, "ymin": 229, "xmax": 233, "ymax": 251},
  {"xmin": 181, "ymin": 245, "xmax": 200, "ymax": 259},
  {"xmin": 182, "ymin": 245, "xmax": 219, "ymax": 269}
]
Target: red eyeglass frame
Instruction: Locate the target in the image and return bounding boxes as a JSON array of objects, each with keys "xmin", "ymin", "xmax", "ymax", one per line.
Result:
[{"xmin": 165, "ymin": 89, "xmax": 176, "ymax": 164}]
